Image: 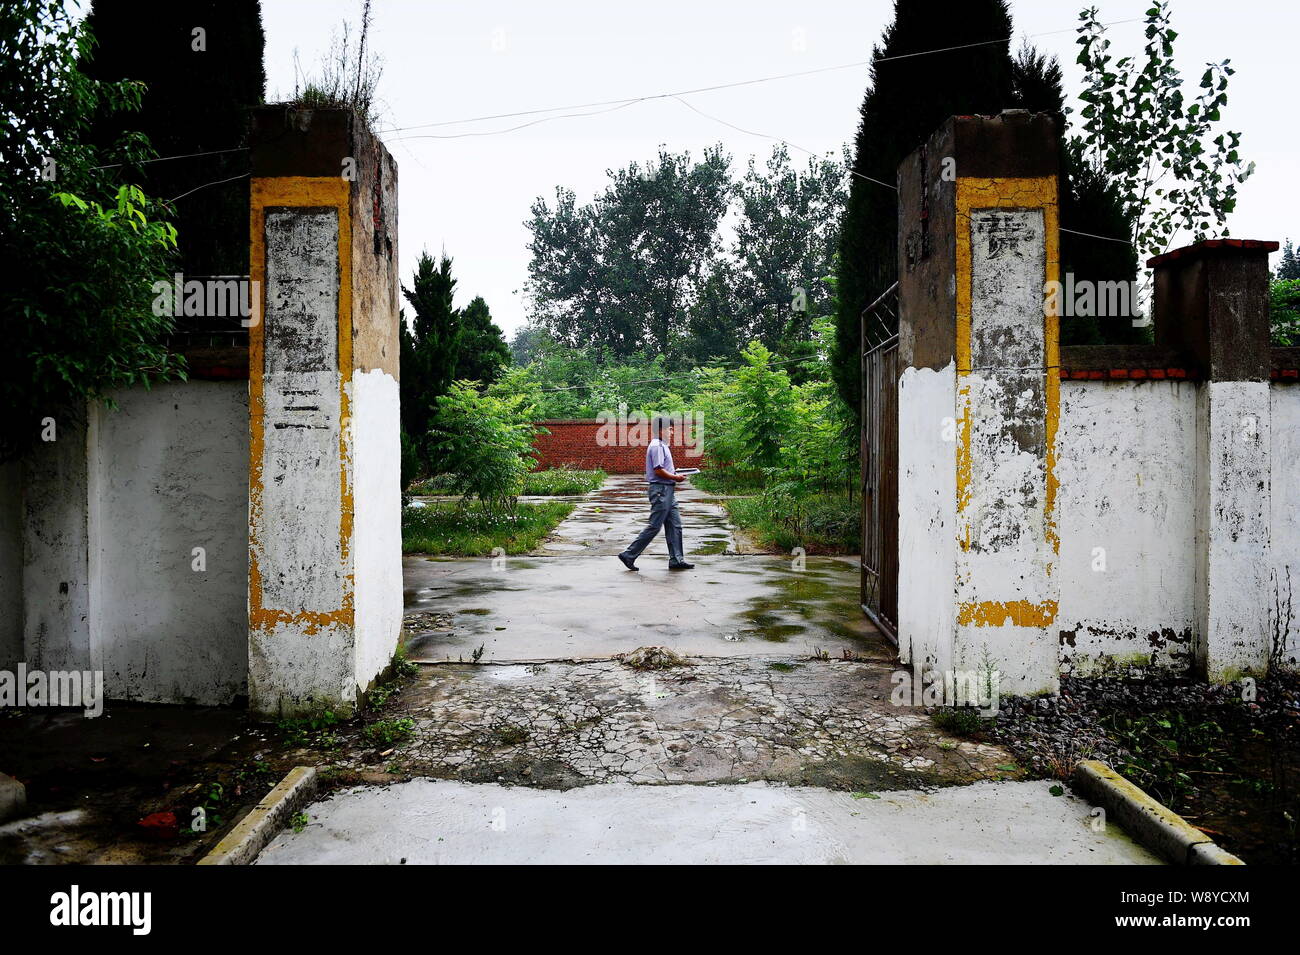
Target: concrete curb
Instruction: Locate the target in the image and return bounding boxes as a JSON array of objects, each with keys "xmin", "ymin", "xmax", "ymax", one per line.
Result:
[
  {"xmin": 1072, "ymin": 760, "xmax": 1245, "ymax": 865},
  {"xmin": 197, "ymin": 766, "xmax": 318, "ymax": 866}
]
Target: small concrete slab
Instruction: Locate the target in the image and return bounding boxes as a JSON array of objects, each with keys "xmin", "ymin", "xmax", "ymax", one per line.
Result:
[{"xmin": 256, "ymin": 777, "xmax": 1163, "ymax": 865}]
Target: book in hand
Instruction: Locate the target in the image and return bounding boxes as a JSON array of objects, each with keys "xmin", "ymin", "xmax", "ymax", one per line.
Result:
[{"xmin": 676, "ymin": 468, "xmax": 701, "ymax": 475}]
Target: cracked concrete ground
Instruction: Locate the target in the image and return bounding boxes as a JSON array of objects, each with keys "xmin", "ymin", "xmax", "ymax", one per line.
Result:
[
  {"xmin": 352, "ymin": 658, "xmax": 1008, "ymax": 790},
  {"xmin": 274, "ymin": 475, "xmax": 1160, "ymax": 864}
]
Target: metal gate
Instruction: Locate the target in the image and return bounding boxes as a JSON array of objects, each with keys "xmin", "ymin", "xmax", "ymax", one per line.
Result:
[{"xmin": 860, "ymin": 283, "xmax": 900, "ymax": 643}]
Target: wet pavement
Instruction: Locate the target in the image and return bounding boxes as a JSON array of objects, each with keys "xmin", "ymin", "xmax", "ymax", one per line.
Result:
[
  {"xmin": 528, "ymin": 474, "xmax": 737, "ymax": 557},
  {"xmin": 403, "ymin": 475, "xmax": 881, "ymax": 662},
  {"xmin": 258, "ymin": 777, "xmax": 1162, "ymax": 865}
]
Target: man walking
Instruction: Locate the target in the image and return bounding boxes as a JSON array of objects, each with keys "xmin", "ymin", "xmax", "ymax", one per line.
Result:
[{"xmin": 618, "ymin": 416, "xmax": 694, "ymax": 572}]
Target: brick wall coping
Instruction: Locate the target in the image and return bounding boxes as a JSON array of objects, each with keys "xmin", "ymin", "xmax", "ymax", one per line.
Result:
[{"xmin": 1146, "ymin": 238, "xmax": 1278, "ymax": 269}]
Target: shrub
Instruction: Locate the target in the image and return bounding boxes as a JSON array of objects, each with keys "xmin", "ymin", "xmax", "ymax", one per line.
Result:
[{"xmin": 426, "ymin": 380, "xmax": 539, "ymax": 512}]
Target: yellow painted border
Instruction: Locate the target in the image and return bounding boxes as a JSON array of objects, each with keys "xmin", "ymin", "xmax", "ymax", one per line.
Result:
[
  {"xmin": 249, "ymin": 177, "xmax": 354, "ymax": 634},
  {"xmin": 954, "ymin": 176, "xmax": 1059, "ymax": 626}
]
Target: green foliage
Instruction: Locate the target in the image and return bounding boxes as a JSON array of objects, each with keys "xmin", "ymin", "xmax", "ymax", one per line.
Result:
[
  {"xmin": 525, "ymin": 146, "xmax": 733, "ymax": 357},
  {"xmin": 728, "ymin": 145, "xmax": 848, "ymax": 353},
  {"xmin": 401, "ymin": 500, "xmax": 574, "ymax": 556},
  {"xmin": 457, "ymin": 296, "xmax": 510, "ymax": 386},
  {"xmin": 82, "ymin": 0, "xmax": 265, "ymax": 275},
  {"xmin": 401, "ymin": 255, "xmax": 511, "ymax": 476},
  {"xmin": 1277, "ymin": 240, "xmax": 1300, "ymax": 281},
  {"xmin": 1073, "ymin": 2, "xmax": 1254, "ymax": 258},
  {"xmin": 401, "ymin": 254, "xmax": 461, "ymax": 469},
  {"xmin": 1, "ymin": 0, "xmax": 184, "ymax": 459},
  {"xmin": 1271, "ymin": 279, "xmax": 1300, "ymax": 346},
  {"xmin": 410, "ymin": 467, "xmax": 604, "ymax": 497},
  {"xmin": 363, "ymin": 717, "xmax": 415, "ymax": 747},
  {"xmin": 723, "ymin": 494, "xmax": 859, "ymax": 555},
  {"xmin": 733, "ymin": 343, "xmax": 798, "ymax": 470},
  {"xmin": 427, "ymin": 381, "xmax": 540, "ymax": 510}
]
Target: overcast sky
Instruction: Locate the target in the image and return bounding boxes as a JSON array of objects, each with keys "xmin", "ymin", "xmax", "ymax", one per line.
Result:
[{"xmin": 259, "ymin": 0, "xmax": 1300, "ymax": 338}]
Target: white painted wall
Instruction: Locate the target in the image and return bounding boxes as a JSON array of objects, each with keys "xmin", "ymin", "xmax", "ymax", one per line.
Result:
[
  {"xmin": 350, "ymin": 368, "xmax": 403, "ymax": 692},
  {"xmin": 94, "ymin": 381, "xmax": 249, "ymax": 704},
  {"xmin": 1197, "ymin": 380, "xmax": 1272, "ymax": 680},
  {"xmin": 1269, "ymin": 385, "xmax": 1299, "ymax": 670},
  {"xmin": 1056, "ymin": 380, "xmax": 1197, "ymax": 673},
  {"xmin": 897, "ymin": 362, "xmax": 957, "ymax": 676}
]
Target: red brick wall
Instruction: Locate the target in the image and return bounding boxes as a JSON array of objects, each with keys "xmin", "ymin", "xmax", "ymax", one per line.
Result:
[{"xmin": 530, "ymin": 420, "xmax": 699, "ymax": 474}]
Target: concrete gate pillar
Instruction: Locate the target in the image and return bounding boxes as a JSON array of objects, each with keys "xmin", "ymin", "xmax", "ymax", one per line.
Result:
[
  {"xmin": 247, "ymin": 107, "xmax": 402, "ymax": 716},
  {"xmin": 1150, "ymin": 239, "xmax": 1277, "ymax": 681},
  {"xmin": 896, "ymin": 111, "xmax": 1062, "ymax": 696}
]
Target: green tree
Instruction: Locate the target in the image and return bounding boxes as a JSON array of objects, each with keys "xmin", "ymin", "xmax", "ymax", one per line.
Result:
[
  {"xmin": 82, "ymin": 0, "xmax": 265, "ymax": 276},
  {"xmin": 683, "ymin": 261, "xmax": 743, "ymax": 365},
  {"xmin": 1271, "ymin": 279, "xmax": 1300, "ymax": 346},
  {"xmin": 1277, "ymin": 240, "xmax": 1300, "ymax": 281},
  {"xmin": 1009, "ymin": 40, "xmax": 1141, "ymax": 345},
  {"xmin": 401, "ymin": 252, "xmax": 461, "ymax": 471},
  {"xmin": 525, "ymin": 146, "xmax": 732, "ymax": 357},
  {"xmin": 833, "ymin": 0, "xmax": 1018, "ymax": 422},
  {"xmin": 1073, "ymin": 1, "xmax": 1254, "ymax": 259},
  {"xmin": 732, "ymin": 145, "xmax": 847, "ymax": 351},
  {"xmin": 428, "ymin": 380, "xmax": 539, "ymax": 512},
  {"xmin": 510, "ymin": 323, "xmax": 551, "ymax": 365},
  {"xmin": 733, "ymin": 342, "xmax": 798, "ymax": 470},
  {"xmin": 1, "ymin": 0, "xmax": 182, "ymax": 460},
  {"xmin": 457, "ymin": 296, "xmax": 510, "ymax": 386}
]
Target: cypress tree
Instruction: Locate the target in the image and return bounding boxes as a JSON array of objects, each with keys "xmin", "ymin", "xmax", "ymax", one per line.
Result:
[
  {"xmin": 457, "ymin": 296, "xmax": 511, "ymax": 386},
  {"xmin": 833, "ymin": 0, "xmax": 1017, "ymax": 419}
]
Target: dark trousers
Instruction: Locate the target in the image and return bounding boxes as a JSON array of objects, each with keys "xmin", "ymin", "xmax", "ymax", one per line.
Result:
[{"xmin": 622, "ymin": 482, "xmax": 684, "ymax": 564}]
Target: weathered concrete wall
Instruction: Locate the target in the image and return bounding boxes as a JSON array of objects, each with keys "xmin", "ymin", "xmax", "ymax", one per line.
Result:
[
  {"xmin": 95, "ymin": 382, "xmax": 248, "ymax": 704},
  {"xmin": 1271, "ymin": 384, "xmax": 1300, "ymax": 669},
  {"xmin": 953, "ymin": 194, "xmax": 1060, "ymax": 696},
  {"xmin": 0, "ymin": 460, "xmax": 22, "ymax": 670},
  {"xmin": 1195, "ymin": 380, "xmax": 1273, "ymax": 681},
  {"xmin": 897, "ymin": 363, "xmax": 957, "ymax": 674},
  {"xmin": 351, "ymin": 369, "xmax": 402, "ymax": 692},
  {"xmin": 21, "ymin": 410, "xmax": 95, "ymax": 674},
  {"xmin": 1056, "ymin": 380, "xmax": 1197, "ymax": 673},
  {"xmin": 249, "ymin": 190, "xmax": 355, "ymax": 713},
  {"xmin": 248, "ymin": 107, "xmax": 403, "ymax": 715}
]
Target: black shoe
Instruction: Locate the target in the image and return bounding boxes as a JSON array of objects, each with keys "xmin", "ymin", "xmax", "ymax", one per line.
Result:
[
  {"xmin": 618, "ymin": 553, "xmax": 638, "ymax": 571},
  {"xmin": 668, "ymin": 561, "xmax": 695, "ymax": 570}
]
